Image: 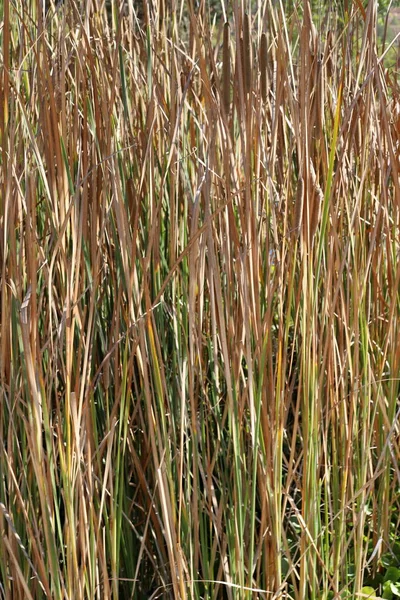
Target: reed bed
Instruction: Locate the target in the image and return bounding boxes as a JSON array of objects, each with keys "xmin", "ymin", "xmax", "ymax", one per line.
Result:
[{"xmin": 0, "ymin": 0, "xmax": 399, "ymax": 598}]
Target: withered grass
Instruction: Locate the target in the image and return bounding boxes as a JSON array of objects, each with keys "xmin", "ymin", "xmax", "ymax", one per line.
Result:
[{"xmin": 0, "ymin": 0, "xmax": 399, "ymax": 599}]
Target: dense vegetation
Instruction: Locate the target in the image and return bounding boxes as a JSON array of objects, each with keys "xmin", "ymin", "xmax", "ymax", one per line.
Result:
[{"xmin": 0, "ymin": 0, "xmax": 399, "ymax": 598}]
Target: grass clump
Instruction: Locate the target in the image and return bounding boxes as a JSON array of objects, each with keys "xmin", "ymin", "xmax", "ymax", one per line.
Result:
[{"xmin": 0, "ymin": 0, "xmax": 399, "ymax": 598}]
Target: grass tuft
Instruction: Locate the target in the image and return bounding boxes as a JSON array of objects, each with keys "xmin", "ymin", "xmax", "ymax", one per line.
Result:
[{"xmin": 0, "ymin": 0, "xmax": 399, "ymax": 599}]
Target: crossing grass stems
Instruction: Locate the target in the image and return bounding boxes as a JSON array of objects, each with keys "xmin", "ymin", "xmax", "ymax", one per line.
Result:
[{"xmin": 0, "ymin": 0, "xmax": 399, "ymax": 598}]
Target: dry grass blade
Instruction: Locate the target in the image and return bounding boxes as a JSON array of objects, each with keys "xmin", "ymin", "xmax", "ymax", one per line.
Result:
[
  {"xmin": 223, "ymin": 21, "xmax": 231, "ymax": 117},
  {"xmin": 0, "ymin": 1, "xmax": 399, "ymax": 599}
]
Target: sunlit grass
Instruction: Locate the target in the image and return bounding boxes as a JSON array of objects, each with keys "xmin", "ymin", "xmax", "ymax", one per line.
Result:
[{"xmin": 0, "ymin": 0, "xmax": 399, "ymax": 599}]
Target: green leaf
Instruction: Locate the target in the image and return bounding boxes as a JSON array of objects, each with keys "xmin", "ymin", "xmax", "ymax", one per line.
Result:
[
  {"xmin": 385, "ymin": 568, "xmax": 400, "ymax": 584},
  {"xmin": 390, "ymin": 582, "xmax": 400, "ymax": 597},
  {"xmin": 383, "ymin": 580, "xmax": 394, "ymax": 599},
  {"xmin": 382, "ymin": 553, "xmax": 400, "ymax": 570},
  {"xmin": 359, "ymin": 587, "xmax": 383, "ymax": 599}
]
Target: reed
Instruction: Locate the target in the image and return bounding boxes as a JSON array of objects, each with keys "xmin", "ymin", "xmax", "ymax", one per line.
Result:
[
  {"xmin": 243, "ymin": 12, "xmax": 252, "ymax": 95},
  {"xmin": 0, "ymin": 0, "xmax": 399, "ymax": 599},
  {"xmin": 223, "ymin": 21, "xmax": 231, "ymax": 117},
  {"xmin": 259, "ymin": 31, "xmax": 268, "ymax": 104}
]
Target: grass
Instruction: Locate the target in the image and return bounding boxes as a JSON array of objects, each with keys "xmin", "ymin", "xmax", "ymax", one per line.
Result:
[{"xmin": 0, "ymin": 0, "xmax": 399, "ymax": 598}]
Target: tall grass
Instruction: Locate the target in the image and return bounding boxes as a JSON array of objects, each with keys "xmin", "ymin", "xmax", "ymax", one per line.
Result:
[{"xmin": 0, "ymin": 0, "xmax": 399, "ymax": 598}]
